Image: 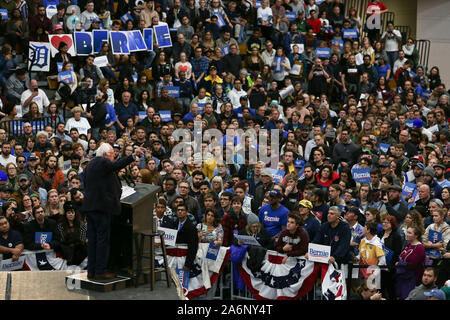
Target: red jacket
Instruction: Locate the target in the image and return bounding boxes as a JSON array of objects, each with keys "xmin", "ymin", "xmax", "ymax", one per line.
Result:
[
  {"xmin": 42, "ymin": 169, "xmax": 66, "ymax": 190},
  {"xmin": 308, "ymin": 18, "xmax": 322, "ymax": 34}
]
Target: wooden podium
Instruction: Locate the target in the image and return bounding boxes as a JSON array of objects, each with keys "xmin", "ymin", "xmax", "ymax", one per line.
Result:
[{"xmin": 108, "ymin": 183, "xmax": 161, "ymax": 277}]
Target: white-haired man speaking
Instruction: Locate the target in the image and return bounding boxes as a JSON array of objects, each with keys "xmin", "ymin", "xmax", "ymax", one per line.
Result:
[{"xmin": 82, "ymin": 142, "xmax": 144, "ymax": 280}]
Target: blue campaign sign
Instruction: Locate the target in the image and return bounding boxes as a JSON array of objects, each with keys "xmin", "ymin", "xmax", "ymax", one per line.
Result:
[
  {"xmin": 343, "ymin": 29, "xmax": 358, "ymax": 39},
  {"xmin": 402, "ymin": 182, "xmax": 416, "ymax": 199},
  {"xmin": 206, "ymin": 243, "xmax": 220, "ymax": 261},
  {"xmin": 154, "ymin": 25, "xmax": 172, "ymax": 48},
  {"xmin": 110, "ymin": 31, "xmax": 130, "ymax": 54},
  {"xmin": 379, "ymin": 143, "xmax": 390, "ymax": 154},
  {"xmin": 127, "ymin": 30, "xmax": 147, "ymax": 52},
  {"xmin": 427, "ymin": 230, "xmax": 443, "ymax": 258},
  {"xmin": 0, "ymin": 9, "xmax": 8, "ymax": 20},
  {"xmin": 286, "ymin": 12, "xmax": 296, "ymax": 22},
  {"xmin": 167, "ymin": 86, "xmax": 180, "ymax": 98},
  {"xmin": 274, "ymin": 56, "xmax": 283, "ymax": 73},
  {"xmin": 268, "ymin": 168, "xmax": 285, "ymax": 184},
  {"xmin": 316, "ymin": 48, "xmax": 330, "ymax": 58},
  {"xmin": 57, "ymin": 62, "xmax": 74, "ymax": 73},
  {"xmin": 383, "ymin": 246, "xmax": 394, "ymax": 265},
  {"xmin": 74, "ymin": 32, "xmax": 93, "ymax": 55},
  {"xmin": 160, "ymin": 110, "xmax": 172, "ymax": 122},
  {"xmin": 35, "ymin": 232, "xmax": 53, "ymax": 244},
  {"xmin": 405, "ymin": 119, "xmax": 415, "ymax": 128},
  {"xmin": 93, "ymin": 30, "xmax": 108, "ymax": 53},
  {"xmin": 58, "ymin": 70, "xmax": 73, "ymax": 84},
  {"xmin": 352, "ymin": 168, "xmax": 371, "ymax": 184},
  {"xmin": 143, "ymin": 28, "xmax": 153, "ymax": 51},
  {"xmin": 214, "ymin": 12, "xmax": 226, "ymax": 28},
  {"xmin": 120, "ymin": 13, "xmax": 134, "ymax": 24},
  {"xmin": 221, "ymin": 45, "xmax": 230, "ymax": 56}
]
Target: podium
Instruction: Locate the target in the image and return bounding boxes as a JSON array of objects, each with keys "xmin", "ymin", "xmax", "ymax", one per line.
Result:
[{"xmin": 108, "ymin": 183, "xmax": 161, "ymax": 276}]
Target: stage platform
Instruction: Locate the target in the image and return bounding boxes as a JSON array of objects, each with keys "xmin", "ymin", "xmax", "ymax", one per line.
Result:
[{"xmin": 2, "ymin": 270, "xmax": 181, "ymax": 300}]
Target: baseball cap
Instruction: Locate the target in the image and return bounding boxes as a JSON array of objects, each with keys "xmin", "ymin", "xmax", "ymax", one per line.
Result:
[
  {"xmin": 424, "ymin": 289, "xmax": 446, "ymax": 300},
  {"xmin": 0, "ymin": 185, "xmax": 13, "ymax": 193},
  {"xmin": 261, "ymin": 169, "xmax": 272, "ymax": 177},
  {"xmin": 413, "ymin": 162, "xmax": 425, "ymax": 170},
  {"xmin": 54, "ymin": 24, "xmax": 63, "ymax": 30},
  {"xmin": 412, "ymin": 155, "xmax": 424, "ymax": 163},
  {"xmin": 299, "ymin": 199, "xmax": 313, "ymax": 209},
  {"xmin": 434, "ymin": 164, "xmax": 446, "ymax": 170},
  {"xmin": 268, "ymin": 189, "xmax": 282, "ymax": 198},
  {"xmin": 62, "ymin": 143, "xmax": 73, "ymax": 151},
  {"xmin": 18, "ymin": 174, "xmax": 29, "ymax": 181},
  {"xmin": 388, "ymin": 184, "xmax": 402, "ymax": 192},
  {"xmin": 152, "ymin": 139, "xmax": 163, "ymax": 144},
  {"xmin": 112, "ymin": 144, "xmax": 120, "ymax": 149},
  {"xmin": 325, "ymin": 128, "xmax": 336, "ymax": 139},
  {"xmin": 380, "ymin": 161, "xmax": 390, "ymax": 167},
  {"xmin": 28, "ymin": 153, "xmax": 38, "ymax": 161},
  {"xmin": 0, "ymin": 171, "xmax": 7, "ymax": 182},
  {"xmin": 425, "ymin": 143, "xmax": 436, "ymax": 150},
  {"xmin": 63, "ymin": 201, "xmax": 76, "ymax": 212}
]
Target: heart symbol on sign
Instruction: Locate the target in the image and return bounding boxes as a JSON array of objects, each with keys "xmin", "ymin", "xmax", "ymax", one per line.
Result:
[
  {"xmin": 179, "ymin": 65, "xmax": 188, "ymax": 73},
  {"xmin": 51, "ymin": 35, "xmax": 73, "ymax": 51}
]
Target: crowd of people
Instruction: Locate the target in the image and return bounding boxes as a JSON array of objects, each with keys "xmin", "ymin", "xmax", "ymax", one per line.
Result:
[{"xmin": 0, "ymin": 0, "xmax": 449, "ymax": 300}]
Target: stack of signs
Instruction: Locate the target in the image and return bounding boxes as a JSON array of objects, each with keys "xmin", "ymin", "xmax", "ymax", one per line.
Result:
[
  {"xmin": 351, "ymin": 168, "xmax": 371, "ymax": 184},
  {"xmin": 426, "ymin": 230, "xmax": 442, "ymax": 259}
]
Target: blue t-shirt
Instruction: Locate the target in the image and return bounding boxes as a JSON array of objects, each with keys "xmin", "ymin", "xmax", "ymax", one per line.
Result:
[
  {"xmin": 0, "ymin": 230, "xmax": 23, "ymax": 259},
  {"xmin": 258, "ymin": 203, "xmax": 289, "ymax": 237},
  {"xmin": 375, "ymin": 64, "xmax": 391, "ymax": 80}
]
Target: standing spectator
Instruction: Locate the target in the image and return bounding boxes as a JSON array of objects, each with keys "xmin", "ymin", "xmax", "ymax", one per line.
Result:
[
  {"xmin": 395, "ymin": 226, "xmax": 426, "ymax": 300},
  {"xmin": 381, "ymin": 21, "xmax": 402, "ymax": 70},
  {"xmin": 222, "ymin": 195, "xmax": 247, "ymax": 247}
]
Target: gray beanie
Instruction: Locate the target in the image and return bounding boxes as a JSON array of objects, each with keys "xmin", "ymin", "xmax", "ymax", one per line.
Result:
[
  {"xmin": 424, "ymin": 166, "xmax": 435, "ymax": 178},
  {"xmin": 247, "ymin": 213, "xmax": 260, "ymax": 225}
]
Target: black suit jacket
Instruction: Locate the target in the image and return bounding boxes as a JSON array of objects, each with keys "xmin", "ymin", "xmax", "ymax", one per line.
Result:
[
  {"xmin": 167, "ymin": 218, "xmax": 198, "ymax": 269},
  {"xmin": 82, "ymin": 155, "xmax": 135, "ymax": 216}
]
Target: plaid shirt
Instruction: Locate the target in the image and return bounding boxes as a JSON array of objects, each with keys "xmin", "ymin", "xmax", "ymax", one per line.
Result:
[
  {"xmin": 191, "ymin": 56, "xmax": 209, "ymax": 79},
  {"xmin": 222, "ymin": 211, "xmax": 247, "ymax": 247}
]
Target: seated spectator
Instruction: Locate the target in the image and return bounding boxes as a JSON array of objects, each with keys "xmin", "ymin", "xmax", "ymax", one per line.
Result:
[
  {"xmin": 57, "ymin": 201, "xmax": 87, "ymax": 265},
  {"xmin": 0, "ymin": 215, "xmax": 24, "ymax": 261},
  {"xmin": 23, "ymin": 205, "xmax": 60, "ymax": 251}
]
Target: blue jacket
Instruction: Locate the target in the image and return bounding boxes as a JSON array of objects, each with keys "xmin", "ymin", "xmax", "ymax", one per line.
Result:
[{"xmin": 313, "ymin": 221, "xmax": 352, "ymax": 264}]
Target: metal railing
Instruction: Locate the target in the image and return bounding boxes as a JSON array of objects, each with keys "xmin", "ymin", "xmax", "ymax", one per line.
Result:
[{"xmin": 1, "ymin": 116, "xmax": 64, "ymax": 138}]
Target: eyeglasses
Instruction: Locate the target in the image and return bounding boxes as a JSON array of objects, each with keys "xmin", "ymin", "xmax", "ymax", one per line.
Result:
[{"xmin": 17, "ymin": 160, "xmax": 26, "ymax": 163}]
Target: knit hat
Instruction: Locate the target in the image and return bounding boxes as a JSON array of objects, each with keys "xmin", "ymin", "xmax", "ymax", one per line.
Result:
[
  {"xmin": 423, "ymin": 166, "xmax": 435, "ymax": 178},
  {"xmin": 247, "ymin": 213, "xmax": 260, "ymax": 225}
]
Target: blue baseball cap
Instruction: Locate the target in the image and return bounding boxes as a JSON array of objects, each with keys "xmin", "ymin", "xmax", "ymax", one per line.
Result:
[
  {"xmin": 413, "ymin": 162, "xmax": 425, "ymax": 170},
  {"xmin": 413, "ymin": 119, "xmax": 423, "ymax": 128},
  {"xmin": 0, "ymin": 171, "xmax": 7, "ymax": 182},
  {"xmin": 424, "ymin": 289, "xmax": 446, "ymax": 300},
  {"xmin": 269, "ymin": 189, "xmax": 283, "ymax": 198}
]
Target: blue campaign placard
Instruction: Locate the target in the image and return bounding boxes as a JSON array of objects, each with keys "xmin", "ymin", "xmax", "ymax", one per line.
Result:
[
  {"xmin": 274, "ymin": 56, "xmax": 283, "ymax": 72},
  {"xmin": 35, "ymin": 232, "xmax": 53, "ymax": 244},
  {"xmin": 316, "ymin": 48, "xmax": 330, "ymax": 58},
  {"xmin": 214, "ymin": 12, "xmax": 226, "ymax": 28},
  {"xmin": 127, "ymin": 30, "xmax": 147, "ymax": 52},
  {"xmin": 405, "ymin": 119, "xmax": 415, "ymax": 128},
  {"xmin": 154, "ymin": 25, "xmax": 172, "ymax": 48},
  {"xmin": 379, "ymin": 143, "xmax": 390, "ymax": 154},
  {"xmin": 167, "ymin": 86, "xmax": 180, "ymax": 98},
  {"xmin": 352, "ymin": 168, "xmax": 371, "ymax": 184},
  {"xmin": 206, "ymin": 242, "xmax": 220, "ymax": 261},
  {"xmin": 427, "ymin": 230, "xmax": 443, "ymax": 258},
  {"xmin": 74, "ymin": 32, "xmax": 93, "ymax": 55},
  {"xmin": 221, "ymin": 45, "xmax": 230, "ymax": 56},
  {"xmin": 160, "ymin": 110, "xmax": 172, "ymax": 122},
  {"xmin": 143, "ymin": 28, "xmax": 153, "ymax": 51},
  {"xmin": 0, "ymin": 9, "xmax": 9, "ymax": 20},
  {"xmin": 57, "ymin": 62, "xmax": 74, "ymax": 73},
  {"xmin": 343, "ymin": 29, "xmax": 358, "ymax": 39},
  {"xmin": 286, "ymin": 11, "xmax": 296, "ymax": 22},
  {"xmin": 383, "ymin": 246, "xmax": 394, "ymax": 265},
  {"xmin": 120, "ymin": 13, "xmax": 134, "ymax": 24},
  {"xmin": 93, "ymin": 29, "xmax": 108, "ymax": 53},
  {"xmin": 268, "ymin": 168, "xmax": 285, "ymax": 184},
  {"xmin": 402, "ymin": 182, "xmax": 416, "ymax": 199},
  {"xmin": 58, "ymin": 70, "xmax": 73, "ymax": 84},
  {"xmin": 110, "ymin": 31, "xmax": 130, "ymax": 54}
]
